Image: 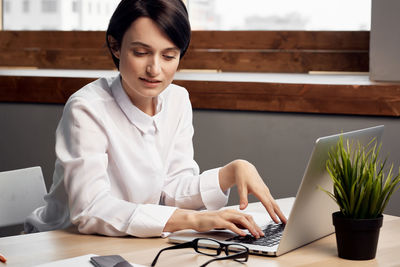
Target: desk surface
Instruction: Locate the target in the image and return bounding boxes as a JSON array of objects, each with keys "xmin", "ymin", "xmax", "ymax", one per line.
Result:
[{"xmin": 1, "ymin": 215, "xmax": 399, "ymax": 266}]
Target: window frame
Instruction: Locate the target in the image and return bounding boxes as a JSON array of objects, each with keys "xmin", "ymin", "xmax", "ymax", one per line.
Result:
[
  {"xmin": 41, "ymin": 0, "xmax": 58, "ymax": 14},
  {"xmin": 0, "ymin": 0, "xmax": 3, "ymax": 30}
]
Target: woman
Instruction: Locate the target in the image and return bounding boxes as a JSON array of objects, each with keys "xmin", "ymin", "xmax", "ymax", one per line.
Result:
[{"xmin": 25, "ymin": 0, "xmax": 286, "ymax": 238}]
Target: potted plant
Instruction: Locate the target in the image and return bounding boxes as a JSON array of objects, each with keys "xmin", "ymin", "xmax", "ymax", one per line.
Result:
[{"xmin": 321, "ymin": 135, "xmax": 400, "ymax": 260}]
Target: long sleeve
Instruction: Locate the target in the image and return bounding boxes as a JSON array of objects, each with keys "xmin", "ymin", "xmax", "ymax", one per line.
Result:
[{"xmin": 161, "ymin": 91, "xmax": 229, "ymax": 211}]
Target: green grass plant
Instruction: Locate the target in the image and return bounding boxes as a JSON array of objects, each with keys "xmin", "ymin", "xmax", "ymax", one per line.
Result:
[{"xmin": 321, "ymin": 136, "xmax": 400, "ymax": 219}]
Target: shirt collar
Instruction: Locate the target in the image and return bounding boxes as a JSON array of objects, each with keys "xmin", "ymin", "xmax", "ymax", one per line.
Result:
[{"xmin": 111, "ymin": 75, "xmax": 164, "ymax": 135}]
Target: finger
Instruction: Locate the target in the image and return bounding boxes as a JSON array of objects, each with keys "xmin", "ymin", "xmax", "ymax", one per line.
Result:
[
  {"xmin": 253, "ymin": 188, "xmax": 287, "ymax": 224},
  {"xmin": 218, "ymin": 210, "xmax": 250, "ymax": 236},
  {"xmin": 257, "ymin": 194, "xmax": 280, "ymax": 223},
  {"xmin": 273, "ymin": 201, "xmax": 288, "ymax": 224},
  {"xmin": 231, "ymin": 214, "xmax": 260, "ymax": 238},
  {"xmin": 265, "ymin": 196, "xmax": 287, "ymax": 224},
  {"xmin": 245, "ymin": 214, "xmax": 264, "ymax": 237},
  {"xmin": 223, "ymin": 221, "xmax": 247, "ymax": 236},
  {"xmin": 237, "ymin": 185, "xmax": 249, "ymax": 210},
  {"xmin": 250, "ymin": 187, "xmax": 277, "ymax": 221},
  {"xmin": 222, "ymin": 210, "xmax": 259, "ymax": 238}
]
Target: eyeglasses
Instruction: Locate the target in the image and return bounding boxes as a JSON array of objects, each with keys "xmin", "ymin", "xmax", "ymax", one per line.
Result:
[{"xmin": 151, "ymin": 237, "xmax": 249, "ymax": 267}]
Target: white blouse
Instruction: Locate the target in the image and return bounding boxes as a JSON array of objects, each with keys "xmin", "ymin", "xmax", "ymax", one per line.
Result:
[{"xmin": 25, "ymin": 76, "xmax": 229, "ymax": 237}]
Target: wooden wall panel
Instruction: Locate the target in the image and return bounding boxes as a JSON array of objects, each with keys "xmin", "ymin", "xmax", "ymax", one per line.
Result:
[
  {"xmin": 0, "ymin": 31, "xmax": 106, "ymax": 49},
  {"xmin": 189, "ymin": 31, "xmax": 369, "ymax": 50},
  {"xmin": 0, "ymin": 49, "xmax": 114, "ymax": 69},
  {"xmin": 0, "ymin": 76, "xmax": 94, "ymax": 103},
  {"xmin": 0, "ymin": 31, "xmax": 369, "ymax": 50},
  {"xmin": 0, "ymin": 31, "xmax": 369, "ymax": 72},
  {"xmin": 179, "ymin": 50, "xmax": 368, "ymax": 73}
]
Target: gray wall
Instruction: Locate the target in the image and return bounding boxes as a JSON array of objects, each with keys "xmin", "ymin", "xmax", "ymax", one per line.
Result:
[
  {"xmin": 0, "ymin": 103, "xmax": 62, "ymax": 188},
  {"xmin": 1, "ymin": 103, "xmax": 399, "ymax": 222}
]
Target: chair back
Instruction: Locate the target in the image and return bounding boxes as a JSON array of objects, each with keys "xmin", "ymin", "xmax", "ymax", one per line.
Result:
[{"xmin": 0, "ymin": 166, "xmax": 47, "ymax": 227}]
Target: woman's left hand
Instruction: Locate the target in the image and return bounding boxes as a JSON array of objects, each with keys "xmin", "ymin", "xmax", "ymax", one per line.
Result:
[{"xmin": 219, "ymin": 160, "xmax": 287, "ymax": 224}]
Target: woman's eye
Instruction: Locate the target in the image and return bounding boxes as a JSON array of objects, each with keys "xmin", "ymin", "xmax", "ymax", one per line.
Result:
[
  {"xmin": 163, "ymin": 54, "xmax": 176, "ymax": 60},
  {"xmin": 133, "ymin": 51, "xmax": 148, "ymax": 56}
]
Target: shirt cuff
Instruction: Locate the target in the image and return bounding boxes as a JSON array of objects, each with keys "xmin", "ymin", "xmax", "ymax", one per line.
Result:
[
  {"xmin": 199, "ymin": 167, "xmax": 230, "ymax": 210},
  {"xmin": 161, "ymin": 232, "xmax": 171, "ymax": 238},
  {"xmin": 127, "ymin": 204, "xmax": 177, "ymax": 237}
]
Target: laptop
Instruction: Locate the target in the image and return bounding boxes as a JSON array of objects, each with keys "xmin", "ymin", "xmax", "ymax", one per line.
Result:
[{"xmin": 168, "ymin": 125, "xmax": 385, "ymax": 256}]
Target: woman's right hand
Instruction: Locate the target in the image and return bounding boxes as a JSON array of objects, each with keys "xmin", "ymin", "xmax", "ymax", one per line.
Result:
[{"xmin": 164, "ymin": 209, "xmax": 264, "ymax": 238}]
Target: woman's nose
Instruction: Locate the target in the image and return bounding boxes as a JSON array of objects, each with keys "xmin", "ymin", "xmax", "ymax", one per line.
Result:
[{"xmin": 146, "ymin": 58, "xmax": 161, "ymax": 76}]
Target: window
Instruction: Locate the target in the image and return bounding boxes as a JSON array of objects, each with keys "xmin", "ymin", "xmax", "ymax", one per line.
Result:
[
  {"xmin": 42, "ymin": 0, "xmax": 57, "ymax": 13},
  {"xmin": 4, "ymin": 0, "xmax": 10, "ymax": 13},
  {"xmin": 0, "ymin": 0, "xmax": 2, "ymax": 30},
  {"xmin": 2, "ymin": 0, "xmax": 371, "ymax": 31},
  {"xmin": 22, "ymin": 0, "xmax": 30, "ymax": 13},
  {"xmin": 72, "ymin": 1, "xmax": 79, "ymax": 13},
  {"xmin": 187, "ymin": 0, "xmax": 371, "ymax": 30}
]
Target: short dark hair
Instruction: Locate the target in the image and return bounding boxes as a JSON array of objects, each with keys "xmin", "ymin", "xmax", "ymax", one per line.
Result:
[{"xmin": 106, "ymin": 0, "xmax": 191, "ymax": 69}]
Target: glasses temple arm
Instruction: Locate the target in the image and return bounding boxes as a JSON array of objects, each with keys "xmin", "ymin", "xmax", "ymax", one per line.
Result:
[{"xmin": 151, "ymin": 241, "xmax": 194, "ymax": 266}]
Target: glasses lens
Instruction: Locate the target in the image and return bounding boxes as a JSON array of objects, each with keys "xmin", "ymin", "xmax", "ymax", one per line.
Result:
[
  {"xmin": 196, "ymin": 239, "xmax": 221, "ymax": 256},
  {"xmin": 226, "ymin": 244, "xmax": 248, "ymax": 261}
]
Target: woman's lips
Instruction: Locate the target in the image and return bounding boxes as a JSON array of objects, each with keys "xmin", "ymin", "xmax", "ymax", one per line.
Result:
[{"xmin": 140, "ymin": 77, "xmax": 161, "ymax": 87}]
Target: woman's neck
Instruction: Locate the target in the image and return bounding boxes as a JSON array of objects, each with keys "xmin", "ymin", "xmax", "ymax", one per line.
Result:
[{"xmin": 131, "ymin": 97, "xmax": 157, "ymax": 116}]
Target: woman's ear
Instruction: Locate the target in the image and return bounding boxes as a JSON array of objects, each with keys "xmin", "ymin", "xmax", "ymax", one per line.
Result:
[{"xmin": 107, "ymin": 35, "xmax": 120, "ymax": 59}]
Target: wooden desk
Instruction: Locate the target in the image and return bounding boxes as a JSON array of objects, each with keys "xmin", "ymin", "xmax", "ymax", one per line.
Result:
[{"xmin": 0, "ymin": 215, "xmax": 399, "ymax": 267}]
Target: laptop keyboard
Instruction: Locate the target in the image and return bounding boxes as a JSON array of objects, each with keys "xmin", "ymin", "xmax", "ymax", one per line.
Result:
[{"xmin": 226, "ymin": 223, "xmax": 285, "ymax": 247}]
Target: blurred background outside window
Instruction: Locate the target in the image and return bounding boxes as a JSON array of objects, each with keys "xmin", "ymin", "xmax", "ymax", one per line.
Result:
[{"xmin": 2, "ymin": 0, "xmax": 371, "ymax": 31}]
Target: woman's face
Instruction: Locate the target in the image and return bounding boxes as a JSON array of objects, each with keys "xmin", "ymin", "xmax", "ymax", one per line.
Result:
[{"xmin": 113, "ymin": 17, "xmax": 181, "ymax": 114}]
